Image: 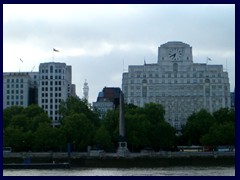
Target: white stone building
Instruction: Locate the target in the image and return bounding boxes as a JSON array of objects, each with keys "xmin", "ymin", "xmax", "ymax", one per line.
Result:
[
  {"xmin": 38, "ymin": 62, "xmax": 75, "ymax": 126},
  {"xmin": 122, "ymin": 41, "xmax": 231, "ymax": 130},
  {"xmin": 3, "ymin": 62, "xmax": 76, "ymax": 127},
  {"xmin": 3, "ymin": 72, "xmax": 39, "ymax": 109}
]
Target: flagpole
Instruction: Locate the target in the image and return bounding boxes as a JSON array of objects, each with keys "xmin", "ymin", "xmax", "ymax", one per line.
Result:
[{"xmin": 52, "ymin": 49, "xmax": 54, "ymax": 62}]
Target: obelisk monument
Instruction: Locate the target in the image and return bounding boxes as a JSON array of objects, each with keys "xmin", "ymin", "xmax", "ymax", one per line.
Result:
[{"xmin": 117, "ymin": 90, "xmax": 129, "ymax": 156}]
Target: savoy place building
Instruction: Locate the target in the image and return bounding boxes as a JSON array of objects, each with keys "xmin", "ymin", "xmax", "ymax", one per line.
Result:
[
  {"xmin": 122, "ymin": 41, "xmax": 231, "ymax": 130},
  {"xmin": 3, "ymin": 62, "xmax": 76, "ymax": 127}
]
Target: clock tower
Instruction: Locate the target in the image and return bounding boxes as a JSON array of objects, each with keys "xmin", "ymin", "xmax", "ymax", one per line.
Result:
[{"xmin": 158, "ymin": 41, "xmax": 193, "ymax": 64}]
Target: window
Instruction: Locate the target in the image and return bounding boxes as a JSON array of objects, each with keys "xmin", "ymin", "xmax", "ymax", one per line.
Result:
[
  {"xmin": 7, "ymin": 95, "xmax": 9, "ymax": 100},
  {"xmin": 20, "ymin": 101, "xmax": 23, "ymax": 105},
  {"xmin": 12, "ymin": 79, "xmax": 14, "ymax": 83},
  {"xmin": 55, "ymin": 93, "xmax": 58, "ymax": 97},
  {"xmin": 21, "ymin": 79, "xmax": 23, "ymax": 83},
  {"xmin": 7, "ymin": 79, "xmax": 10, "ymax": 83},
  {"xmin": 50, "ymin": 66, "xmax": 53, "ymax": 73},
  {"xmin": 7, "ymin": 90, "xmax": 9, "ymax": 94}
]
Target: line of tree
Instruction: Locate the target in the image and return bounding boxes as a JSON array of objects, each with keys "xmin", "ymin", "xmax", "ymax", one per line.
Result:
[{"xmin": 3, "ymin": 96, "xmax": 235, "ymax": 152}]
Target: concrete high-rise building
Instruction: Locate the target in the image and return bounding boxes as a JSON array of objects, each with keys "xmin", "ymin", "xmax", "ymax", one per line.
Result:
[
  {"xmin": 93, "ymin": 87, "xmax": 121, "ymax": 118},
  {"xmin": 122, "ymin": 41, "xmax": 231, "ymax": 130},
  {"xmin": 38, "ymin": 62, "xmax": 75, "ymax": 126},
  {"xmin": 3, "ymin": 72, "xmax": 39, "ymax": 109},
  {"xmin": 3, "ymin": 62, "xmax": 76, "ymax": 127}
]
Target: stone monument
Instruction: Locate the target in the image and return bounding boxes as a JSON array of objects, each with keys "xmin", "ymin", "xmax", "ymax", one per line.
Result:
[{"xmin": 117, "ymin": 91, "xmax": 129, "ymax": 156}]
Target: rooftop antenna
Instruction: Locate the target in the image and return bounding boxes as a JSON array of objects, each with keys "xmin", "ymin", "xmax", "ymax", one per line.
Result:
[
  {"xmin": 19, "ymin": 58, "xmax": 23, "ymax": 72},
  {"xmin": 31, "ymin": 66, "xmax": 35, "ymax": 72}
]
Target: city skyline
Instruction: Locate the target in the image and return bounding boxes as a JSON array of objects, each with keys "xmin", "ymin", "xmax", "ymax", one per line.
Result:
[{"xmin": 3, "ymin": 4, "xmax": 235, "ymax": 103}]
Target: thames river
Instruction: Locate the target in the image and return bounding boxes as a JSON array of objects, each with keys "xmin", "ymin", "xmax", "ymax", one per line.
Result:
[{"xmin": 3, "ymin": 166, "xmax": 235, "ymax": 176}]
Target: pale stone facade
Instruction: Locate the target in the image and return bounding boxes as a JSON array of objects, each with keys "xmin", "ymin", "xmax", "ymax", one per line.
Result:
[
  {"xmin": 122, "ymin": 41, "xmax": 230, "ymax": 130},
  {"xmin": 39, "ymin": 62, "xmax": 75, "ymax": 126},
  {"xmin": 3, "ymin": 72, "xmax": 39, "ymax": 109}
]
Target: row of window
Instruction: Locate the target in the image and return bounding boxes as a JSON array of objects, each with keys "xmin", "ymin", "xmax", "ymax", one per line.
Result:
[
  {"xmin": 42, "ymin": 98, "xmax": 62, "ymax": 103},
  {"xmin": 6, "ymin": 90, "xmax": 24, "ymax": 94},
  {"xmin": 41, "ymin": 93, "xmax": 62, "ymax": 97},
  {"xmin": 126, "ymin": 85, "xmax": 224, "ymax": 91},
  {"xmin": 129, "ymin": 72, "xmax": 222, "ymax": 78},
  {"xmin": 127, "ymin": 78, "xmax": 223, "ymax": 84},
  {"xmin": 6, "ymin": 101, "xmax": 24, "ymax": 106},
  {"xmin": 41, "ymin": 68, "xmax": 64, "ymax": 74},
  {"xmin": 6, "ymin": 79, "xmax": 24, "ymax": 83},
  {"xmin": 6, "ymin": 95, "xmax": 24, "ymax": 100},
  {"xmin": 41, "ymin": 102, "xmax": 59, "ymax": 110},
  {"xmin": 41, "ymin": 87, "xmax": 62, "ymax": 92},
  {"xmin": 41, "ymin": 81, "xmax": 63, "ymax": 86},
  {"xmin": 41, "ymin": 75, "xmax": 64, "ymax": 80},
  {"xmin": 6, "ymin": 84, "xmax": 24, "ymax": 89}
]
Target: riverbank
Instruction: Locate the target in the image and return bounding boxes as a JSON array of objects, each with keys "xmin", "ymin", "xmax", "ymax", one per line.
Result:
[{"xmin": 3, "ymin": 152, "xmax": 235, "ymax": 168}]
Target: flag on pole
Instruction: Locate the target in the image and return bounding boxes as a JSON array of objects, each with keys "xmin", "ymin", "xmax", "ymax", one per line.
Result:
[
  {"xmin": 207, "ymin": 57, "xmax": 212, "ymax": 61},
  {"xmin": 53, "ymin": 48, "xmax": 59, "ymax": 52},
  {"xmin": 20, "ymin": 58, "xmax": 23, "ymax": 63}
]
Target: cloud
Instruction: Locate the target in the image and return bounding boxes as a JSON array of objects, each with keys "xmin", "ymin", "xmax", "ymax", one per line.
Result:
[{"xmin": 3, "ymin": 4, "xmax": 235, "ymax": 102}]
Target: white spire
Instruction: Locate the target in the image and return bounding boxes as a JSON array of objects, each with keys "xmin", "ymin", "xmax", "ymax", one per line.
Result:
[{"xmin": 83, "ymin": 79, "xmax": 89, "ymax": 101}]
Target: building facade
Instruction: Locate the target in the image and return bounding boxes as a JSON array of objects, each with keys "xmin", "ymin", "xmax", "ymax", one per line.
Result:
[
  {"xmin": 122, "ymin": 41, "xmax": 231, "ymax": 130},
  {"xmin": 38, "ymin": 62, "xmax": 75, "ymax": 126},
  {"xmin": 3, "ymin": 72, "xmax": 39, "ymax": 109},
  {"xmin": 93, "ymin": 87, "xmax": 121, "ymax": 118},
  {"xmin": 3, "ymin": 62, "xmax": 76, "ymax": 127}
]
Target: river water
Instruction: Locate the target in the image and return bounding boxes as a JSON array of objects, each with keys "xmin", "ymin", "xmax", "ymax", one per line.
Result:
[{"xmin": 3, "ymin": 166, "xmax": 235, "ymax": 176}]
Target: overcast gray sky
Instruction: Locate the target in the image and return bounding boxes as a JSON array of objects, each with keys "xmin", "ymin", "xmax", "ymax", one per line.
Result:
[{"xmin": 3, "ymin": 4, "xmax": 235, "ymax": 103}]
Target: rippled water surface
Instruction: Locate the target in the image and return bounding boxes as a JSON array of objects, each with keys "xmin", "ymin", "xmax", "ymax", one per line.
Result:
[{"xmin": 3, "ymin": 166, "xmax": 235, "ymax": 176}]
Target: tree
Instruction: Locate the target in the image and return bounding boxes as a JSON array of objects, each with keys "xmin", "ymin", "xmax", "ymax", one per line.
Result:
[
  {"xmin": 61, "ymin": 113, "xmax": 95, "ymax": 151},
  {"xmin": 93, "ymin": 125, "xmax": 112, "ymax": 151},
  {"xmin": 59, "ymin": 96, "xmax": 100, "ymax": 126},
  {"xmin": 181, "ymin": 109, "xmax": 216, "ymax": 145}
]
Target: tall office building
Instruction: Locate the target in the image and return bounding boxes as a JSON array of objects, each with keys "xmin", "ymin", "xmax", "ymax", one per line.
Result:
[
  {"xmin": 38, "ymin": 62, "xmax": 75, "ymax": 126},
  {"xmin": 122, "ymin": 41, "xmax": 231, "ymax": 130},
  {"xmin": 4, "ymin": 62, "xmax": 76, "ymax": 126},
  {"xmin": 93, "ymin": 87, "xmax": 121, "ymax": 118},
  {"xmin": 3, "ymin": 72, "xmax": 39, "ymax": 109}
]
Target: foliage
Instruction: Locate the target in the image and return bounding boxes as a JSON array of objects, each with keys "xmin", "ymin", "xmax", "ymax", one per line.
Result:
[{"xmin": 181, "ymin": 108, "xmax": 235, "ymax": 146}]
